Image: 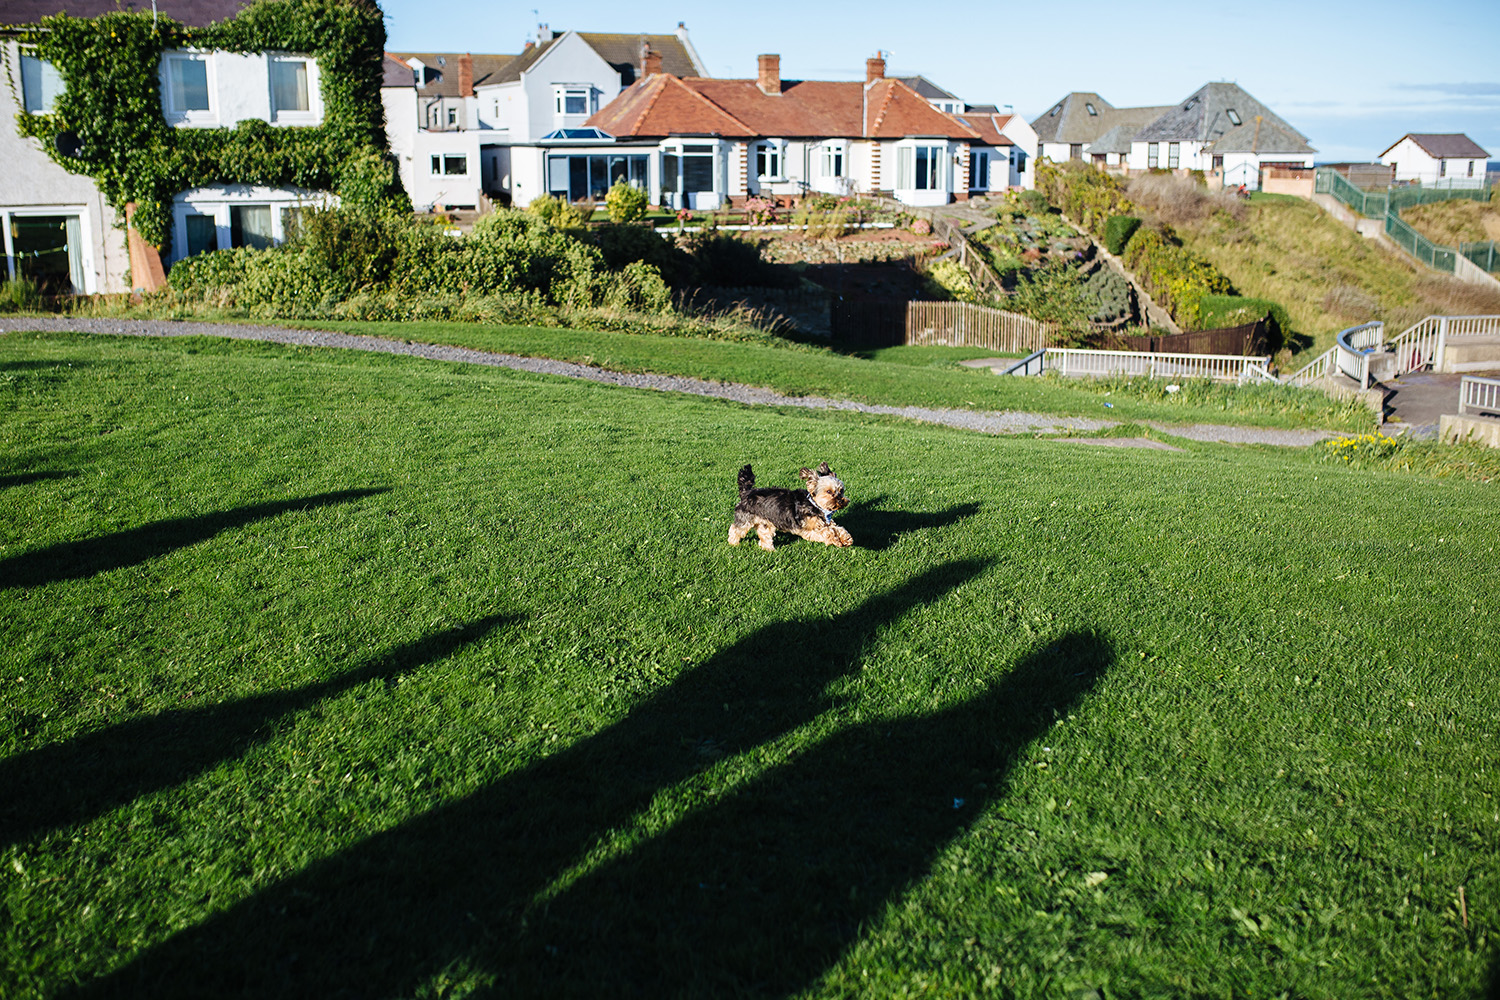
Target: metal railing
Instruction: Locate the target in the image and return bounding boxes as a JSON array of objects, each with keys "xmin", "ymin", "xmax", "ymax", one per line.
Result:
[
  {"xmin": 1015, "ymin": 347, "xmax": 1270, "ymax": 382},
  {"xmin": 1459, "ymin": 375, "xmax": 1500, "ymax": 416},
  {"xmin": 1385, "ymin": 209, "xmax": 1457, "ymax": 273},
  {"xmin": 1285, "ymin": 346, "xmax": 1337, "ymax": 387},
  {"xmin": 1335, "ymin": 321, "xmax": 1384, "ymax": 389},
  {"xmin": 1459, "ymin": 241, "xmax": 1499, "ymax": 274}
]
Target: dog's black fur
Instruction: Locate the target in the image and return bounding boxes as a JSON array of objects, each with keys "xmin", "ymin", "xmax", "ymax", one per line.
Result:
[{"xmin": 728, "ymin": 462, "xmax": 852, "ymax": 551}]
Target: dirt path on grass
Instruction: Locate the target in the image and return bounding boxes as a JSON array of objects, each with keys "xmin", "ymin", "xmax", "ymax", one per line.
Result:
[{"xmin": 0, "ymin": 317, "xmax": 1334, "ymax": 446}]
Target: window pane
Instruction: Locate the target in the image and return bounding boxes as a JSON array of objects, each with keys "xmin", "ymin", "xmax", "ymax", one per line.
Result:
[
  {"xmin": 271, "ymin": 59, "xmax": 309, "ymax": 113},
  {"xmin": 896, "ymin": 146, "xmax": 913, "ymax": 189},
  {"xmin": 662, "ymin": 153, "xmax": 679, "ymax": 192},
  {"xmin": 915, "ymin": 146, "xmax": 931, "ymax": 189},
  {"xmin": 564, "ymin": 91, "xmax": 587, "ymax": 114},
  {"xmin": 171, "ymin": 58, "xmax": 210, "ymax": 111},
  {"xmin": 186, "ymin": 214, "xmax": 218, "ymax": 256},
  {"xmin": 229, "ymin": 205, "xmax": 274, "ymax": 250},
  {"xmin": 21, "ymin": 54, "xmax": 64, "ymax": 113},
  {"xmin": 443, "ymin": 155, "xmax": 467, "ymax": 175},
  {"xmin": 569, "ymin": 158, "xmax": 588, "ymax": 199},
  {"xmin": 682, "ymin": 154, "xmax": 713, "ymax": 193}
]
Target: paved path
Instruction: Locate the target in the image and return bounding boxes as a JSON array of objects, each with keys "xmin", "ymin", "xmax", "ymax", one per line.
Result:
[
  {"xmin": 1, "ymin": 317, "xmax": 1335, "ymax": 446},
  {"xmin": 1384, "ymin": 368, "xmax": 1500, "ymax": 438}
]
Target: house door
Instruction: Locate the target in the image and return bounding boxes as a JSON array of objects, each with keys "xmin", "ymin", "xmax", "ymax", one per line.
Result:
[{"xmin": 9, "ymin": 215, "xmax": 82, "ymax": 294}]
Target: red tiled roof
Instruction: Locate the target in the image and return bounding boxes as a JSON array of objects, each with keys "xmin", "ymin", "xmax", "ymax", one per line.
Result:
[
  {"xmin": 2, "ymin": 0, "xmax": 249, "ymax": 26},
  {"xmin": 590, "ymin": 72, "xmax": 981, "ymax": 141},
  {"xmin": 954, "ymin": 112, "xmax": 1016, "ymax": 146}
]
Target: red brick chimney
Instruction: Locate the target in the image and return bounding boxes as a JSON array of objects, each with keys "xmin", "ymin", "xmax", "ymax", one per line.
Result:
[
  {"xmin": 866, "ymin": 53, "xmax": 886, "ymax": 83},
  {"xmin": 757, "ymin": 54, "xmax": 781, "ymax": 95},
  {"xmin": 643, "ymin": 46, "xmax": 662, "ymax": 76},
  {"xmin": 458, "ymin": 53, "xmax": 473, "ymax": 95}
]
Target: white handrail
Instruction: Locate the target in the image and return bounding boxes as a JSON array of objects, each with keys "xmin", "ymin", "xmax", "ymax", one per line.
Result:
[
  {"xmin": 1043, "ymin": 348, "xmax": 1269, "ymax": 382},
  {"xmin": 1458, "ymin": 375, "xmax": 1500, "ymax": 416}
]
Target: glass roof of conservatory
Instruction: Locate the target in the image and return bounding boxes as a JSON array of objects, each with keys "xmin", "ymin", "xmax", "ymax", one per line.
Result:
[{"xmin": 541, "ymin": 127, "xmax": 615, "ymax": 141}]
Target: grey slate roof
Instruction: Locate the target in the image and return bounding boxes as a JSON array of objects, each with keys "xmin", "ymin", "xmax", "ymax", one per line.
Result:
[
  {"xmin": 895, "ymin": 75, "xmax": 960, "ymax": 102},
  {"xmin": 578, "ymin": 32, "xmax": 703, "ymax": 84},
  {"xmin": 1135, "ymin": 82, "xmax": 1312, "ymax": 154},
  {"xmin": 1, "ymin": 0, "xmax": 248, "ymax": 26},
  {"xmin": 1380, "ymin": 133, "xmax": 1490, "ymax": 159},
  {"xmin": 385, "ymin": 52, "xmax": 518, "ymax": 97},
  {"xmin": 1031, "ymin": 92, "xmax": 1114, "ymax": 144}
]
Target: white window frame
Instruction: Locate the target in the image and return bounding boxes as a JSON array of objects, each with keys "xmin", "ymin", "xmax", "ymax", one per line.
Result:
[
  {"xmin": 1167, "ymin": 142, "xmax": 1180, "ymax": 169},
  {"xmin": 268, "ymin": 53, "xmax": 321, "ymax": 125},
  {"xmin": 819, "ymin": 142, "xmax": 846, "ymax": 179},
  {"xmin": 160, "ymin": 50, "xmax": 217, "ymax": 126},
  {"xmin": 554, "ymin": 85, "xmax": 593, "ymax": 118},
  {"xmin": 895, "ymin": 141, "xmax": 946, "ymax": 191},
  {"xmin": 755, "ymin": 139, "xmax": 786, "ymax": 181},
  {"xmin": 0, "ymin": 205, "xmax": 97, "ymax": 294},
  {"xmin": 19, "ymin": 49, "xmax": 64, "ymax": 114},
  {"xmin": 1147, "ymin": 143, "xmax": 1160, "ymax": 169},
  {"xmin": 431, "ymin": 153, "xmax": 469, "ymax": 176},
  {"xmin": 169, "ymin": 188, "xmax": 333, "ymax": 265}
]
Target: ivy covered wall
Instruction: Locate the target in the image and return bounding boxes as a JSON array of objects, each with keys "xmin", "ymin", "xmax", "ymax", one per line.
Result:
[{"xmin": 7, "ymin": 0, "xmax": 406, "ymax": 253}]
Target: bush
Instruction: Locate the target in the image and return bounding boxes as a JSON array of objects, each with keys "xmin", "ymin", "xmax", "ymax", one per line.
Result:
[
  {"xmin": 585, "ymin": 224, "xmax": 689, "ymax": 285},
  {"xmin": 526, "ymin": 194, "xmax": 588, "ymax": 230},
  {"xmin": 1034, "ymin": 161, "xmax": 1130, "ymax": 237},
  {"xmin": 1121, "ymin": 224, "xmax": 1234, "ymax": 330},
  {"xmin": 604, "ymin": 181, "xmax": 649, "ymax": 224},
  {"xmin": 1198, "ymin": 294, "xmax": 1291, "ymax": 347},
  {"xmin": 1103, "ymin": 215, "xmax": 1141, "ymax": 256},
  {"xmin": 0, "ymin": 276, "xmax": 45, "ymax": 313},
  {"xmin": 922, "ymin": 258, "xmax": 978, "ymax": 303},
  {"xmin": 683, "ymin": 232, "xmax": 793, "ymax": 288},
  {"xmin": 1079, "ymin": 266, "xmax": 1133, "ymax": 323}
]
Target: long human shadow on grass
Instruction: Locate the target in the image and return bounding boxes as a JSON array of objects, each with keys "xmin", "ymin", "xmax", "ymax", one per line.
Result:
[
  {"xmin": 837, "ymin": 494, "xmax": 981, "ymax": 551},
  {"xmin": 71, "ymin": 560, "xmax": 993, "ymax": 999},
  {"xmin": 0, "ymin": 614, "xmax": 519, "ymax": 849},
  {"xmin": 0, "ymin": 488, "xmax": 388, "ymax": 591},
  {"xmin": 489, "ymin": 630, "xmax": 1112, "ymax": 998},
  {"xmin": 0, "ymin": 469, "xmax": 77, "ymax": 490}
]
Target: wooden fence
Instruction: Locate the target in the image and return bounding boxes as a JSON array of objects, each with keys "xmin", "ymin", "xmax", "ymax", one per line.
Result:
[
  {"xmin": 1101, "ymin": 320, "xmax": 1269, "ymax": 357},
  {"xmin": 905, "ymin": 300, "xmax": 1053, "ymax": 353}
]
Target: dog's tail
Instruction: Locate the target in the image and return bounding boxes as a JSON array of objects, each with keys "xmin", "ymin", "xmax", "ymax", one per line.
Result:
[{"xmin": 737, "ymin": 464, "xmax": 755, "ymax": 498}]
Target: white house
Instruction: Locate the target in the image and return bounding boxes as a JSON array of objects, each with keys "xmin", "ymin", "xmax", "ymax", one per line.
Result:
[
  {"xmin": 1, "ymin": 35, "xmax": 124, "ymax": 294},
  {"xmin": 1031, "ymin": 92, "xmax": 1172, "ymax": 166},
  {"xmin": 953, "ymin": 111, "xmax": 1037, "ymax": 192},
  {"xmin": 381, "ymin": 53, "xmax": 494, "ymax": 211},
  {"xmin": 586, "ymin": 53, "xmax": 1028, "ymax": 209},
  {"xmin": 157, "ymin": 45, "xmax": 337, "ymax": 263},
  {"xmin": 1379, "ymin": 134, "xmax": 1490, "ymax": 188},
  {"xmin": 471, "ymin": 25, "xmax": 708, "ymax": 207},
  {"xmin": 1125, "ymin": 83, "xmax": 1314, "ymax": 190}
]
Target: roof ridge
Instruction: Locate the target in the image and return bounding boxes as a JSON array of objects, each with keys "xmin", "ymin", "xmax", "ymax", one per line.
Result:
[
  {"xmin": 867, "ymin": 78, "xmax": 896, "ymax": 135},
  {"xmin": 676, "ymin": 78, "xmax": 756, "ymax": 135}
]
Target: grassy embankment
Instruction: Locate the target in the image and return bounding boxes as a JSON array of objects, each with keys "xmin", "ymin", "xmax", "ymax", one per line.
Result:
[
  {"xmin": 2, "ymin": 328, "xmax": 1497, "ymax": 998},
  {"xmin": 1166, "ymin": 192, "xmax": 1500, "ymax": 362}
]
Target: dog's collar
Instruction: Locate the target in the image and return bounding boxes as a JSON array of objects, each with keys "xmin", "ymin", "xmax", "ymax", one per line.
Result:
[{"xmin": 808, "ymin": 495, "xmax": 836, "ymax": 524}]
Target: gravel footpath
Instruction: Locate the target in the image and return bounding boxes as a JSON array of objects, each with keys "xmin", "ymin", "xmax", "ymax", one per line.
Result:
[{"xmin": 1, "ymin": 317, "xmax": 1333, "ymax": 446}]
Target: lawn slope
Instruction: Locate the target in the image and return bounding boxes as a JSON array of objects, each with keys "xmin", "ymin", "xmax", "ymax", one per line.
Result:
[{"xmin": 2, "ymin": 330, "xmax": 1496, "ymax": 998}]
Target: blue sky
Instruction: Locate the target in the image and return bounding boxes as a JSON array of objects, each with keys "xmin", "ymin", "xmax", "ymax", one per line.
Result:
[{"xmin": 378, "ymin": 0, "xmax": 1500, "ymax": 163}]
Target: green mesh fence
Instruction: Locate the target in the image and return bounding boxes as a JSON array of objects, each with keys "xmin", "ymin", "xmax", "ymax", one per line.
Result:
[
  {"xmin": 1315, "ymin": 169, "xmax": 1491, "ymax": 217},
  {"xmin": 1460, "ymin": 241, "xmax": 1499, "ymax": 273},
  {"xmin": 1385, "ymin": 209, "xmax": 1456, "ymax": 272}
]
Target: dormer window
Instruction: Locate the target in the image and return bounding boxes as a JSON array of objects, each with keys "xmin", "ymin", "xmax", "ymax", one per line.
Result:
[
  {"xmin": 1050, "ymin": 104, "xmax": 1061, "ymax": 116},
  {"xmin": 1085, "ymin": 103, "xmax": 1097, "ymax": 116},
  {"xmin": 1226, "ymin": 108, "xmax": 1242, "ymax": 126}
]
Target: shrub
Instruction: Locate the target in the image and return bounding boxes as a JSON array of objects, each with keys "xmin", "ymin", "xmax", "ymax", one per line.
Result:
[
  {"xmin": 0, "ymin": 277, "xmax": 45, "ymax": 313},
  {"xmin": 585, "ymin": 224, "xmax": 689, "ymax": 285},
  {"xmin": 683, "ymin": 233, "xmax": 792, "ymax": 288},
  {"xmin": 1078, "ymin": 266, "xmax": 1133, "ymax": 323},
  {"xmin": 1122, "ymin": 224, "xmax": 1233, "ymax": 330},
  {"xmin": 603, "ymin": 181, "xmax": 649, "ymax": 224},
  {"xmin": 527, "ymin": 194, "xmax": 588, "ymax": 230},
  {"xmin": 1103, "ymin": 215, "xmax": 1141, "ymax": 256},
  {"xmin": 922, "ymin": 258, "xmax": 978, "ymax": 303},
  {"xmin": 1034, "ymin": 160, "xmax": 1130, "ymax": 237},
  {"xmin": 910, "ymin": 217, "xmax": 932, "ymax": 235},
  {"xmin": 1127, "ymin": 172, "xmax": 1245, "ymax": 227}
]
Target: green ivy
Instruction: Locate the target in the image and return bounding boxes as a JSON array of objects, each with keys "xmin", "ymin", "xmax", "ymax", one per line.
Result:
[{"xmin": 8, "ymin": 0, "xmax": 405, "ymax": 251}]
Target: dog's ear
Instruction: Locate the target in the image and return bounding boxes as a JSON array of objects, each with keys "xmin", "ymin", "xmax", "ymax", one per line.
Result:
[
  {"xmin": 799, "ymin": 467, "xmax": 816, "ymax": 486},
  {"xmin": 816, "ymin": 461, "xmax": 832, "ymax": 476}
]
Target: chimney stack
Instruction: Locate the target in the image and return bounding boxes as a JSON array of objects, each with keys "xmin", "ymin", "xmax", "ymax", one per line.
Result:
[
  {"xmin": 757, "ymin": 53, "xmax": 781, "ymax": 95},
  {"xmin": 643, "ymin": 47, "xmax": 663, "ymax": 77},
  {"xmin": 866, "ymin": 53, "xmax": 886, "ymax": 83},
  {"xmin": 458, "ymin": 53, "xmax": 474, "ymax": 96}
]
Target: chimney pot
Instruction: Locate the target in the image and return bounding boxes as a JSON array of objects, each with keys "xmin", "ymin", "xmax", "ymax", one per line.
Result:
[
  {"xmin": 866, "ymin": 53, "xmax": 886, "ymax": 83},
  {"xmin": 757, "ymin": 53, "xmax": 781, "ymax": 95}
]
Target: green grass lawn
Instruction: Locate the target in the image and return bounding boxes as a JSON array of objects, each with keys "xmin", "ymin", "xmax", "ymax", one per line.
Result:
[
  {"xmin": 281, "ymin": 318, "xmax": 1374, "ymax": 433},
  {"xmin": 3, "ymin": 329, "xmax": 1497, "ymax": 998}
]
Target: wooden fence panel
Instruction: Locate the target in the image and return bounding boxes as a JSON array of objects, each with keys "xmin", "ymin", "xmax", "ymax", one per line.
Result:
[
  {"xmin": 904, "ymin": 301, "xmax": 1052, "ymax": 353},
  {"xmin": 1102, "ymin": 320, "xmax": 1268, "ymax": 357}
]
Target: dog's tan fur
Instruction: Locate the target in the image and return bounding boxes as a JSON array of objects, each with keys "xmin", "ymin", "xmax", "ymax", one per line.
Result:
[{"xmin": 728, "ymin": 462, "xmax": 852, "ymax": 551}]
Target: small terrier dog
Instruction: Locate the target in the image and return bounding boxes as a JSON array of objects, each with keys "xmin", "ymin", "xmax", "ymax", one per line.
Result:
[{"xmin": 728, "ymin": 462, "xmax": 853, "ymax": 551}]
